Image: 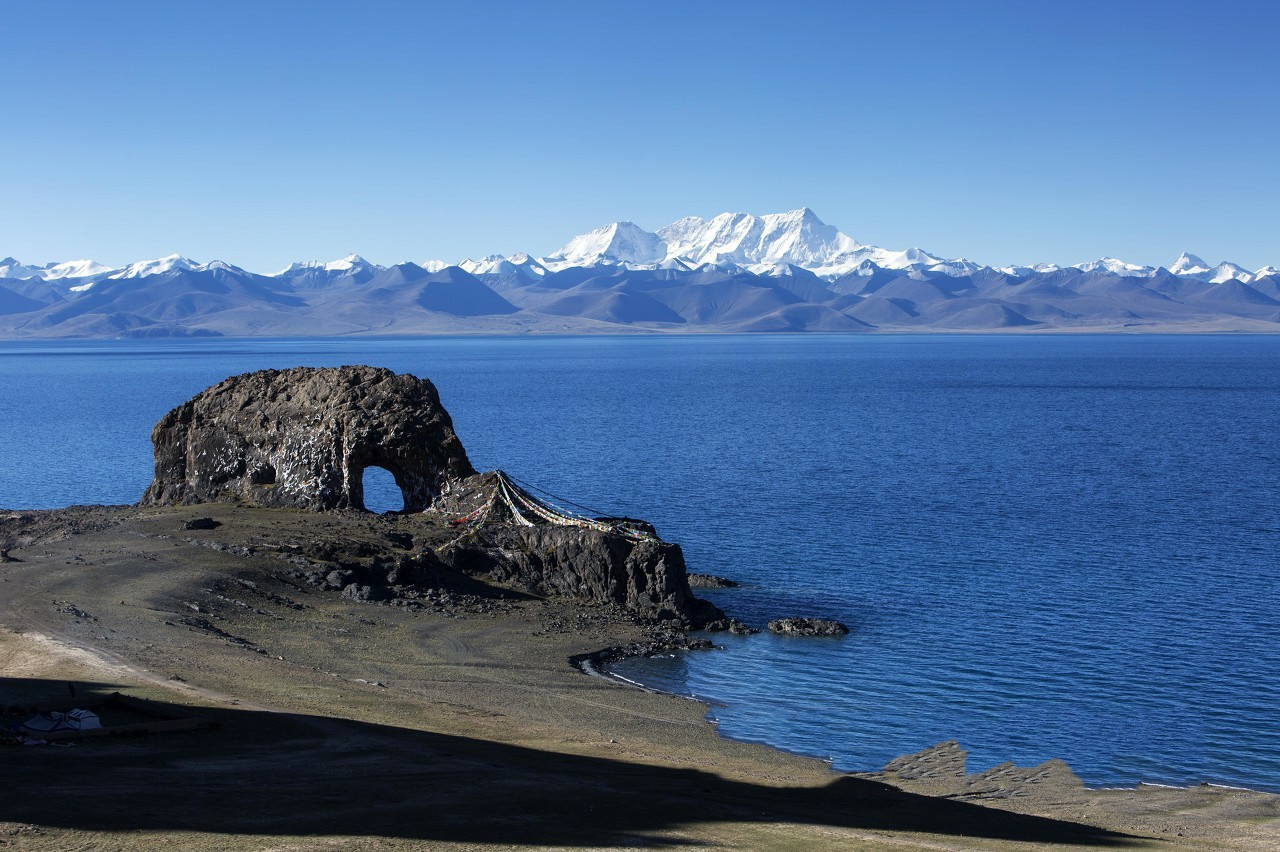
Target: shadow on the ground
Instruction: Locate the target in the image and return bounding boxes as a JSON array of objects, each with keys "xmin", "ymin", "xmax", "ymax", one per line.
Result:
[{"xmin": 1, "ymin": 678, "xmax": 1144, "ymax": 847}]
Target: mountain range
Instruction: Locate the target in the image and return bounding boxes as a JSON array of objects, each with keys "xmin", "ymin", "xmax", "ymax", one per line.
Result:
[{"xmin": 3, "ymin": 209, "xmax": 1279, "ymax": 337}]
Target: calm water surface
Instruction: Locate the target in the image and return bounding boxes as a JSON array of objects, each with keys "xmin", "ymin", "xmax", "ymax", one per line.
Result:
[{"xmin": 2, "ymin": 334, "xmax": 1278, "ymax": 790}]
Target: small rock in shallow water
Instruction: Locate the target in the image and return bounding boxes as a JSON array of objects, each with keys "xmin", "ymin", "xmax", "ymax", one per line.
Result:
[
  {"xmin": 767, "ymin": 617, "xmax": 848, "ymax": 636},
  {"xmin": 702, "ymin": 617, "xmax": 757, "ymax": 635},
  {"xmin": 687, "ymin": 573, "xmax": 739, "ymax": 588}
]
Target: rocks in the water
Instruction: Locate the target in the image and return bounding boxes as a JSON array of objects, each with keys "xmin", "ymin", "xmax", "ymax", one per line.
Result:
[
  {"xmin": 686, "ymin": 573, "xmax": 739, "ymax": 588},
  {"xmin": 183, "ymin": 517, "xmax": 222, "ymax": 530},
  {"xmin": 141, "ymin": 366, "xmax": 474, "ymax": 512},
  {"xmin": 767, "ymin": 617, "xmax": 848, "ymax": 636},
  {"xmin": 702, "ymin": 617, "xmax": 757, "ymax": 635}
]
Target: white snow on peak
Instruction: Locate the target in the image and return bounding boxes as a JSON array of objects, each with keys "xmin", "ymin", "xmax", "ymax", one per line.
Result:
[
  {"xmin": 540, "ymin": 209, "xmax": 986, "ymax": 279},
  {"xmin": 108, "ymin": 254, "xmax": 201, "ymax": 279},
  {"xmin": 325, "ymin": 253, "xmax": 370, "ymax": 272},
  {"xmin": 1164, "ymin": 252, "xmax": 1260, "ymax": 283},
  {"xmin": 0, "ymin": 257, "xmax": 43, "ymax": 279},
  {"xmin": 276, "ymin": 254, "xmax": 375, "ymax": 276},
  {"xmin": 1209, "ymin": 261, "xmax": 1253, "ymax": 284},
  {"xmin": 1168, "ymin": 251, "xmax": 1212, "ymax": 278},
  {"xmin": 203, "ymin": 260, "xmax": 247, "ymax": 274},
  {"xmin": 42, "ymin": 259, "xmax": 114, "ymax": 280},
  {"xmin": 418, "ymin": 260, "xmax": 451, "ymax": 273},
  {"xmin": 543, "ymin": 221, "xmax": 668, "ymax": 270},
  {"xmin": 658, "ymin": 208, "xmax": 865, "ymax": 275},
  {"xmin": 1254, "ymin": 265, "xmax": 1280, "ymax": 279},
  {"xmin": 460, "ymin": 253, "xmax": 548, "ymax": 277},
  {"xmin": 0, "ymin": 257, "xmax": 116, "ymax": 281},
  {"xmin": 1073, "ymin": 257, "xmax": 1157, "ymax": 277}
]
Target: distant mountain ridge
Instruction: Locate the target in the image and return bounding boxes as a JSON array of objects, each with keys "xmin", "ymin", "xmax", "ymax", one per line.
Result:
[{"xmin": 2, "ymin": 210, "xmax": 1279, "ymax": 337}]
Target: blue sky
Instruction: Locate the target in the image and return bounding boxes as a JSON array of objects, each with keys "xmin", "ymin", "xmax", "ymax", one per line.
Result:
[{"xmin": 3, "ymin": 1, "xmax": 1278, "ymax": 272}]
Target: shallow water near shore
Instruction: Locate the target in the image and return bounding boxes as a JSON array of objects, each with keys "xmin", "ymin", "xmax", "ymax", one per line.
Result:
[{"xmin": 2, "ymin": 333, "xmax": 1279, "ymax": 791}]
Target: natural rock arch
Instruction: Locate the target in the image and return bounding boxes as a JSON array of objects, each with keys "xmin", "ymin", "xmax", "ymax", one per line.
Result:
[{"xmin": 141, "ymin": 366, "xmax": 475, "ymax": 511}]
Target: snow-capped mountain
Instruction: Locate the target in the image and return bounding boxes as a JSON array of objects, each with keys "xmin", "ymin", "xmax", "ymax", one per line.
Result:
[
  {"xmin": 108, "ymin": 254, "xmax": 202, "ymax": 280},
  {"xmin": 1073, "ymin": 257, "xmax": 1157, "ymax": 278},
  {"xmin": 659, "ymin": 208, "xmax": 861, "ymax": 270},
  {"xmin": 5, "ymin": 210, "xmax": 1278, "ymax": 312},
  {"xmin": 5, "ymin": 211, "xmax": 1280, "ymax": 338},
  {"xmin": 0, "ymin": 257, "xmax": 44, "ymax": 279},
  {"xmin": 540, "ymin": 209, "xmax": 982, "ymax": 278},
  {"xmin": 459, "ymin": 252, "xmax": 547, "ymax": 279},
  {"xmin": 277, "ymin": 253, "xmax": 376, "ymax": 276},
  {"xmin": 0, "ymin": 256, "xmax": 116, "ymax": 282},
  {"xmin": 1169, "ymin": 252, "xmax": 1213, "ymax": 279},
  {"xmin": 542, "ymin": 221, "xmax": 667, "ymax": 270}
]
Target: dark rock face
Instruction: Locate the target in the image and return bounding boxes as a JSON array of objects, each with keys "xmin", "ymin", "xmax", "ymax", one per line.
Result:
[
  {"xmin": 438, "ymin": 524, "xmax": 723, "ymax": 628},
  {"xmin": 767, "ymin": 617, "xmax": 849, "ymax": 636},
  {"xmin": 141, "ymin": 366, "xmax": 474, "ymax": 512}
]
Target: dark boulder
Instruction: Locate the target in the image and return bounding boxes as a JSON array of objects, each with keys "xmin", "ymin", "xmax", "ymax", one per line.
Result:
[
  {"xmin": 702, "ymin": 617, "xmax": 757, "ymax": 635},
  {"xmin": 141, "ymin": 366, "xmax": 474, "ymax": 511},
  {"xmin": 437, "ymin": 524, "xmax": 723, "ymax": 628},
  {"xmin": 767, "ymin": 617, "xmax": 849, "ymax": 636}
]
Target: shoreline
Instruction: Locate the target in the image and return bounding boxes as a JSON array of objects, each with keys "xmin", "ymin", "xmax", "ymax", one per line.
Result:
[
  {"xmin": 6, "ymin": 329, "xmax": 1280, "ymax": 349},
  {"xmin": 3, "ymin": 503, "xmax": 1279, "ymax": 848},
  {"xmin": 588, "ymin": 633, "xmax": 1280, "ymax": 799}
]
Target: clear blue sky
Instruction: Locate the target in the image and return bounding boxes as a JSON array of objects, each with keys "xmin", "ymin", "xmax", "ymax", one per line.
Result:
[{"xmin": 4, "ymin": 1, "xmax": 1278, "ymax": 272}]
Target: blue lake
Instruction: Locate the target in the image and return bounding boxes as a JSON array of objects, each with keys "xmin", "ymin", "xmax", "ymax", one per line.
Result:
[{"xmin": 2, "ymin": 333, "xmax": 1278, "ymax": 790}]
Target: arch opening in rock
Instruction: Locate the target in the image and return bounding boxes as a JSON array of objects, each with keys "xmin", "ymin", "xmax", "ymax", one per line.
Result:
[{"xmin": 359, "ymin": 465, "xmax": 406, "ymax": 514}]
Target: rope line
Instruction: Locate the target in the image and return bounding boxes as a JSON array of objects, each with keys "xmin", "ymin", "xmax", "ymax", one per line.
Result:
[
  {"xmin": 447, "ymin": 470, "xmax": 658, "ymax": 543},
  {"xmin": 502, "ymin": 472, "xmax": 614, "ymax": 518}
]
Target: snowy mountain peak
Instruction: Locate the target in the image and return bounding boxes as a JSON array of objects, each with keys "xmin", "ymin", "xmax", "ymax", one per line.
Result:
[
  {"xmin": 41, "ymin": 259, "xmax": 114, "ymax": 280},
  {"xmin": 328, "ymin": 253, "xmax": 370, "ymax": 271},
  {"xmin": 459, "ymin": 253, "xmax": 548, "ymax": 277},
  {"xmin": 0, "ymin": 257, "xmax": 46, "ymax": 279},
  {"xmin": 1169, "ymin": 252, "xmax": 1211, "ymax": 277},
  {"xmin": 109, "ymin": 254, "xmax": 200, "ymax": 279},
  {"xmin": 658, "ymin": 208, "xmax": 864, "ymax": 273},
  {"xmin": 276, "ymin": 254, "xmax": 376, "ymax": 277},
  {"xmin": 544, "ymin": 220, "xmax": 667, "ymax": 269},
  {"xmin": 1209, "ymin": 261, "xmax": 1252, "ymax": 284},
  {"xmin": 0, "ymin": 257, "xmax": 116, "ymax": 281},
  {"xmin": 1073, "ymin": 257, "xmax": 1156, "ymax": 277}
]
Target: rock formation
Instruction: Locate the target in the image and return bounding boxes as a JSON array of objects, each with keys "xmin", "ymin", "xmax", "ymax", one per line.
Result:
[
  {"xmin": 437, "ymin": 516, "xmax": 722, "ymax": 626},
  {"xmin": 140, "ymin": 366, "xmax": 722, "ymax": 626},
  {"xmin": 768, "ymin": 617, "xmax": 849, "ymax": 636},
  {"xmin": 141, "ymin": 366, "xmax": 474, "ymax": 511}
]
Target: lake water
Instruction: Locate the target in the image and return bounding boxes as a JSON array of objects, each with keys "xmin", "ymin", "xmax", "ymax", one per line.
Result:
[{"xmin": 2, "ymin": 334, "xmax": 1278, "ymax": 790}]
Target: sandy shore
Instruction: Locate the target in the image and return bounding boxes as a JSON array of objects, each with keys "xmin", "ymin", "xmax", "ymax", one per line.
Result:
[{"xmin": 2, "ymin": 504, "xmax": 1278, "ymax": 850}]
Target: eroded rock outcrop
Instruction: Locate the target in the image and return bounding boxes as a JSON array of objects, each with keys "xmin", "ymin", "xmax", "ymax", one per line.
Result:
[
  {"xmin": 141, "ymin": 366, "xmax": 474, "ymax": 511},
  {"xmin": 140, "ymin": 366, "xmax": 721, "ymax": 626},
  {"xmin": 437, "ymin": 521, "xmax": 722, "ymax": 626}
]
